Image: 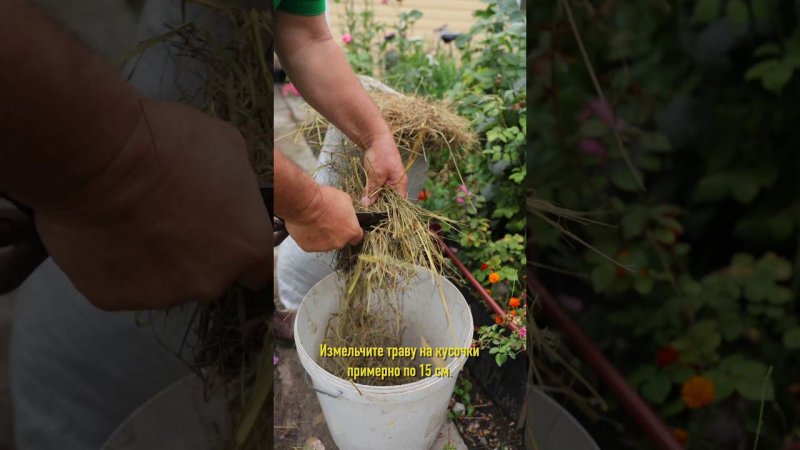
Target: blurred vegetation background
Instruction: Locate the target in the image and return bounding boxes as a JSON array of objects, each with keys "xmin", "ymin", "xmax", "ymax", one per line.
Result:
[{"xmin": 530, "ymin": 1, "xmax": 800, "ymax": 448}]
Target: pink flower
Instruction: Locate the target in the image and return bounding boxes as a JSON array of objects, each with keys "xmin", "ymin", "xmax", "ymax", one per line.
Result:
[
  {"xmin": 579, "ymin": 98, "xmax": 625, "ymax": 130},
  {"xmin": 281, "ymin": 82, "xmax": 300, "ymax": 97},
  {"xmin": 517, "ymin": 327, "xmax": 527, "ymax": 338},
  {"xmin": 579, "ymin": 138, "xmax": 606, "ymax": 157},
  {"xmin": 342, "ymin": 34, "xmax": 353, "ymax": 44},
  {"xmin": 273, "ymin": 354, "xmax": 280, "ymax": 365},
  {"xmin": 455, "ymin": 197, "xmax": 465, "ymax": 204}
]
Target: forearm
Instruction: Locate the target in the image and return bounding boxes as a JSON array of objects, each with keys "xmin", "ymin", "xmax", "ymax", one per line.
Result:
[
  {"xmin": 273, "ymin": 149, "xmax": 322, "ymax": 221},
  {"xmin": 0, "ymin": 0, "xmax": 143, "ymax": 210},
  {"xmin": 274, "ymin": 12, "xmax": 392, "ymax": 150}
]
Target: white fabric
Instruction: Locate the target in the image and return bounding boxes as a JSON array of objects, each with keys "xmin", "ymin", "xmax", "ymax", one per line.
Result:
[
  {"xmin": 10, "ymin": 260, "xmax": 194, "ymax": 450},
  {"xmin": 276, "ymin": 77, "xmax": 429, "ymax": 311}
]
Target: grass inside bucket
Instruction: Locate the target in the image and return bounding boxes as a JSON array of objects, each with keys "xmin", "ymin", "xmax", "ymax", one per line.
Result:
[{"xmin": 318, "ymin": 154, "xmax": 460, "ymax": 386}]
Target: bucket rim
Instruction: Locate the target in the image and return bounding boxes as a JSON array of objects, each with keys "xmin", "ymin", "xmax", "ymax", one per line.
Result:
[{"xmin": 293, "ymin": 266, "xmax": 474, "ymax": 394}]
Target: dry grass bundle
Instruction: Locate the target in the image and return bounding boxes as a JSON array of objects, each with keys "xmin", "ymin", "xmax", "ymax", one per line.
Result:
[
  {"xmin": 318, "ymin": 153, "xmax": 457, "ymax": 386},
  {"xmin": 124, "ymin": 0, "xmax": 273, "ymax": 183},
  {"xmin": 301, "ymin": 90, "xmax": 477, "ymax": 163},
  {"xmin": 303, "ymin": 86, "xmax": 476, "ymax": 386}
]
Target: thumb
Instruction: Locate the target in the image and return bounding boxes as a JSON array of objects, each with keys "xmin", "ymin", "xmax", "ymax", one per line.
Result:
[
  {"xmin": 388, "ymin": 170, "xmax": 408, "ymax": 198},
  {"xmin": 360, "ymin": 162, "xmax": 383, "ymax": 207},
  {"xmin": 348, "ymin": 225, "xmax": 364, "ymax": 246}
]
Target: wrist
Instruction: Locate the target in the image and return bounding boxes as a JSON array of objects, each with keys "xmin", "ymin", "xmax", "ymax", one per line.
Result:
[
  {"xmin": 31, "ymin": 98, "xmax": 160, "ymax": 217},
  {"xmin": 8, "ymin": 96, "xmax": 147, "ymax": 214},
  {"xmin": 362, "ymin": 131, "xmax": 395, "ymax": 153},
  {"xmin": 282, "ymin": 184, "xmax": 324, "ymax": 224}
]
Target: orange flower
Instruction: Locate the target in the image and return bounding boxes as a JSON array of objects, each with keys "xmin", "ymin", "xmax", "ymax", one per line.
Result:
[
  {"xmin": 488, "ymin": 272, "xmax": 501, "ymax": 284},
  {"xmin": 494, "ymin": 314, "xmax": 504, "ymax": 324},
  {"xmin": 681, "ymin": 375, "xmax": 715, "ymax": 409},
  {"xmin": 418, "ymin": 190, "xmax": 429, "ymax": 201},
  {"xmin": 509, "ymin": 297, "xmax": 520, "ymax": 308},
  {"xmin": 509, "ymin": 310, "xmax": 517, "ymax": 316},
  {"xmin": 673, "ymin": 428, "xmax": 687, "ymax": 446}
]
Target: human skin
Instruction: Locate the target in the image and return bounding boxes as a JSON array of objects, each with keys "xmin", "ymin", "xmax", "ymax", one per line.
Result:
[
  {"xmin": 274, "ymin": 10, "xmax": 408, "ymax": 206},
  {"xmin": 274, "ymin": 150, "xmax": 363, "ymax": 252},
  {"xmin": 0, "ymin": 0, "xmax": 272, "ymax": 310}
]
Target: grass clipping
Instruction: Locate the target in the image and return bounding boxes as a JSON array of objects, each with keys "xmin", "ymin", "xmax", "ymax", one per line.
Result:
[
  {"xmin": 320, "ymin": 157, "xmax": 457, "ymax": 386},
  {"xmin": 301, "ymin": 89, "xmax": 477, "ymax": 162},
  {"xmin": 300, "ymin": 88, "xmax": 476, "ymax": 386}
]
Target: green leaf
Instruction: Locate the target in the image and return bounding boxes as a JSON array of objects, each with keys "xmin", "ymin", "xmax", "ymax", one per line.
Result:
[
  {"xmin": 407, "ymin": 9, "xmax": 423, "ymax": 20},
  {"xmin": 591, "ymin": 264, "xmax": 616, "ymax": 292},
  {"xmin": 706, "ymin": 370, "xmax": 736, "ymax": 400},
  {"xmin": 745, "ymin": 59, "xmax": 794, "ymax": 93},
  {"xmin": 717, "ymin": 312, "xmax": 745, "ymax": 341},
  {"xmin": 660, "ymin": 398, "xmax": 685, "ymax": 418},
  {"xmin": 501, "ymin": 267, "xmax": 519, "ymax": 282},
  {"xmin": 731, "ymin": 360, "xmax": 769, "ymax": 381},
  {"xmin": 641, "ymin": 373, "xmax": 672, "ymax": 404},
  {"xmin": 653, "ymin": 228, "xmax": 676, "ymax": 245},
  {"xmin": 639, "ymin": 132, "xmax": 672, "ymax": 152},
  {"xmin": 495, "ymin": 351, "xmax": 508, "ymax": 366},
  {"xmin": 783, "ymin": 326, "xmax": 800, "ymax": 349},
  {"xmin": 759, "ymin": 254, "xmax": 792, "ymax": 281},
  {"xmin": 638, "ymin": 154, "xmax": 663, "ymax": 172},
  {"xmin": 634, "ymin": 275, "xmax": 654, "ymax": 295},
  {"xmin": 670, "ymin": 366, "xmax": 696, "ymax": 384},
  {"xmin": 752, "ymin": 0, "xmax": 771, "ymax": 19},
  {"xmin": 579, "ymin": 118, "xmax": 607, "ymax": 138},
  {"xmin": 744, "ymin": 278, "xmax": 771, "ymax": 302},
  {"xmin": 611, "ymin": 168, "xmax": 641, "ymax": 192},
  {"xmin": 732, "ymin": 253, "xmax": 755, "ymax": 269},
  {"xmin": 726, "ymin": 0, "xmax": 749, "ymax": 26},
  {"xmin": 736, "ymin": 378, "xmax": 774, "ymax": 401},
  {"xmin": 730, "ymin": 178, "xmax": 759, "ymax": 204},
  {"xmin": 690, "ymin": 320, "xmax": 715, "ymax": 336},
  {"xmin": 654, "ymin": 216, "xmax": 684, "ymax": 234},
  {"xmin": 766, "ymin": 287, "xmax": 792, "ymax": 304},
  {"xmin": 765, "ymin": 305, "xmax": 784, "ymax": 318},
  {"xmin": 719, "ymin": 354, "xmax": 746, "ymax": 372},
  {"xmin": 754, "ymin": 43, "xmax": 781, "ymax": 57},
  {"xmin": 693, "ymin": 173, "xmax": 732, "ymax": 203},
  {"xmin": 678, "ymin": 274, "xmax": 703, "ymax": 296},
  {"xmin": 621, "ymin": 206, "xmax": 649, "ymax": 239},
  {"xmin": 693, "ymin": 0, "xmax": 721, "ymax": 23},
  {"xmin": 628, "ymin": 365, "xmax": 657, "ymax": 388}
]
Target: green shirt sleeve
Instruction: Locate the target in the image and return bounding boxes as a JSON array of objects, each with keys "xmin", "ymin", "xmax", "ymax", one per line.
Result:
[{"xmin": 274, "ymin": 0, "xmax": 326, "ymax": 16}]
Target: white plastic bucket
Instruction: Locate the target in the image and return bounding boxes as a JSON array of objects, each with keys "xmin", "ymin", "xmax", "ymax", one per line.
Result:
[
  {"xmin": 101, "ymin": 375, "xmax": 228, "ymax": 450},
  {"xmin": 294, "ymin": 266, "xmax": 474, "ymax": 450}
]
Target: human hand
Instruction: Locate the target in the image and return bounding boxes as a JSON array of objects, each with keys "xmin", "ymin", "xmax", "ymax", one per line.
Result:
[
  {"xmin": 361, "ymin": 134, "xmax": 407, "ymax": 206},
  {"xmin": 33, "ymin": 99, "xmax": 272, "ymax": 311},
  {"xmin": 283, "ymin": 185, "xmax": 363, "ymax": 252}
]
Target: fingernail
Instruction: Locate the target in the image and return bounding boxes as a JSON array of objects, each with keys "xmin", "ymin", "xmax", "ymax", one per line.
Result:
[{"xmin": 360, "ymin": 196, "xmax": 371, "ymax": 207}]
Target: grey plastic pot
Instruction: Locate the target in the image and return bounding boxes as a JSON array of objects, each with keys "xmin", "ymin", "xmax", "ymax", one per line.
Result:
[
  {"xmin": 526, "ymin": 384, "xmax": 600, "ymax": 450},
  {"xmin": 101, "ymin": 375, "xmax": 229, "ymax": 450}
]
